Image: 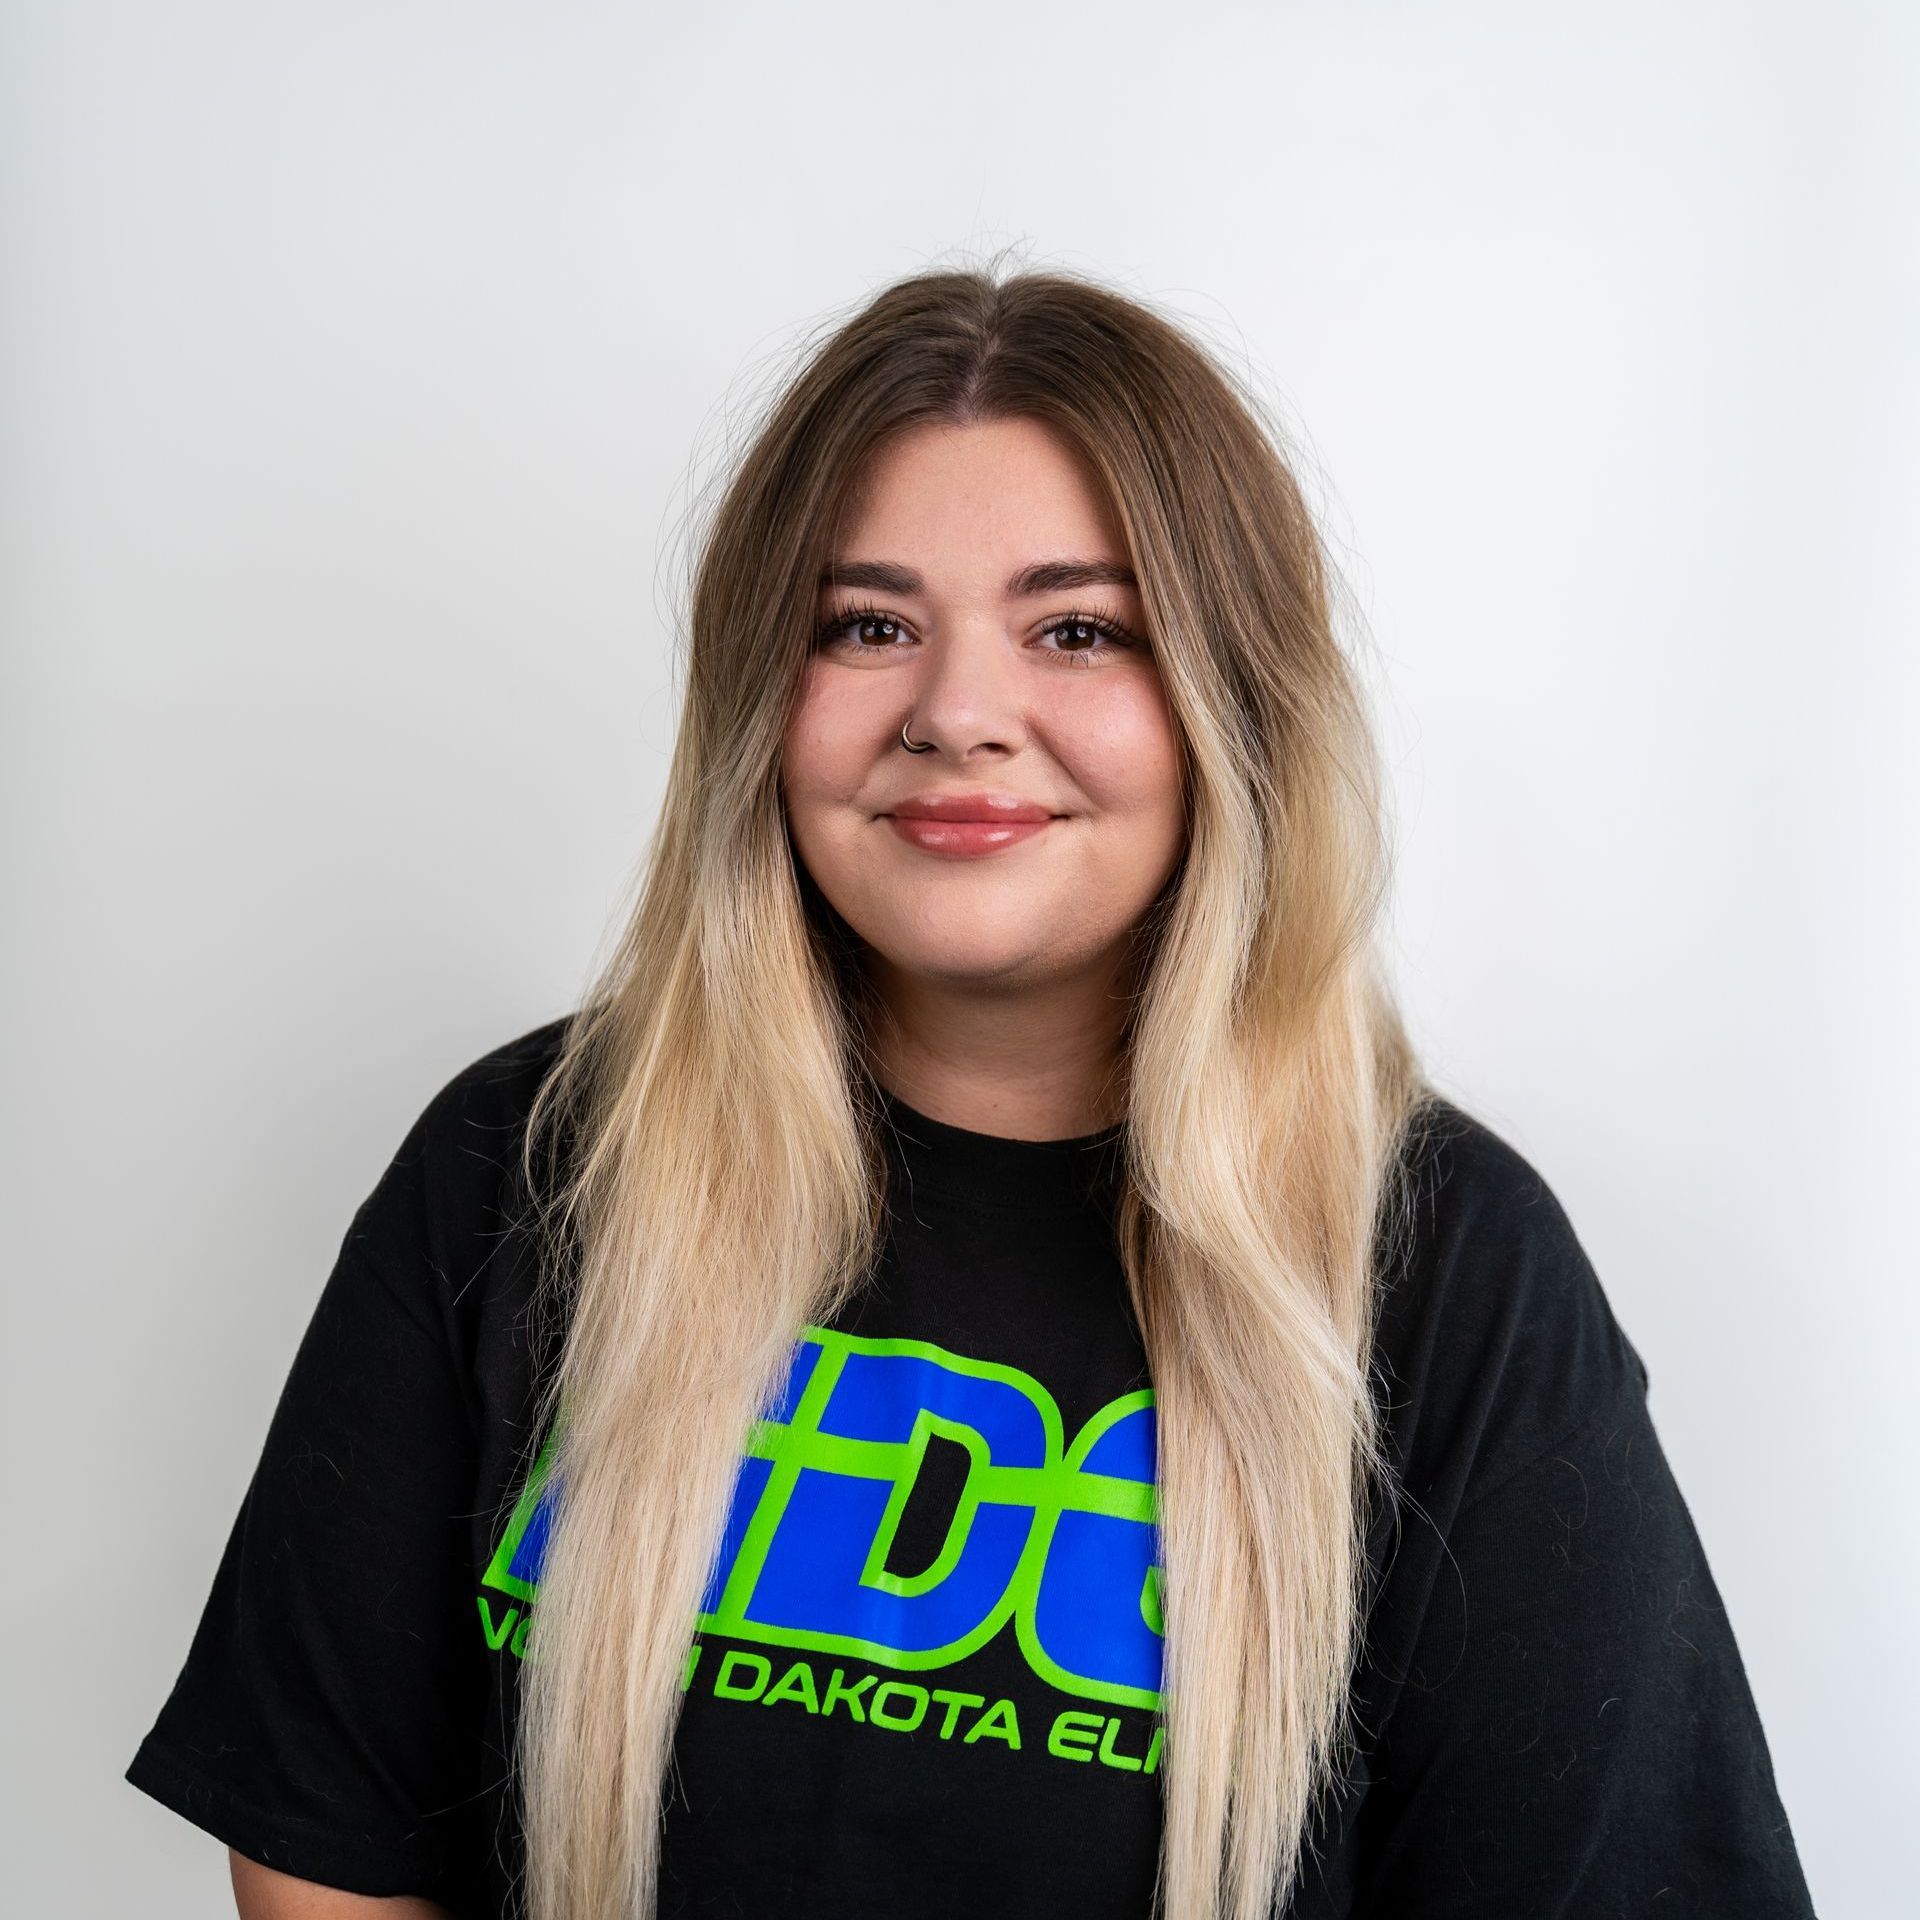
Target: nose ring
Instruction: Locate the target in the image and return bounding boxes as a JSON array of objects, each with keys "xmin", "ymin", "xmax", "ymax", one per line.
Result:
[{"xmin": 900, "ymin": 719, "xmax": 934, "ymax": 753}]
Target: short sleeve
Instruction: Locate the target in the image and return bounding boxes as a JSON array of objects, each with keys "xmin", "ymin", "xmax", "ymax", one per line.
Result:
[
  {"xmin": 1350, "ymin": 1376, "xmax": 1816, "ymax": 1916},
  {"xmin": 124, "ymin": 1223, "xmax": 487, "ymax": 1899}
]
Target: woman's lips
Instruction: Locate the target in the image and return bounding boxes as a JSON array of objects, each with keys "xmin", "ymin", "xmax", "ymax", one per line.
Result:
[{"xmin": 883, "ymin": 815, "xmax": 1056, "ymax": 857}]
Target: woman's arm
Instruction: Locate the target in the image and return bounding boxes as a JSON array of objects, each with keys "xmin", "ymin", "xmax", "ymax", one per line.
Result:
[
  {"xmin": 124, "ymin": 1230, "xmax": 490, "ymax": 1894},
  {"xmin": 1352, "ymin": 1386, "xmax": 1814, "ymax": 1916},
  {"xmin": 230, "ymin": 1851, "xmax": 455, "ymax": 1919}
]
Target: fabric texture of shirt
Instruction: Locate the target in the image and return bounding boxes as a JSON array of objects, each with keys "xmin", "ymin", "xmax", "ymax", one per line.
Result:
[{"xmin": 125, "ymin": 1017, "xmax": 1816, "ymax": 1917}]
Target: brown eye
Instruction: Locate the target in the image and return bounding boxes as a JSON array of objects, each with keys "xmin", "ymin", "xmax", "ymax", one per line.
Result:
[
  {"xmin": 1033, "ymin": 611, "xmax": 1143, "ymax": 664},
  {"xmin": 1050, "ymin": 618, "xmax": 1106, "ymax": 652},
  {"xmin": 813, "ymin": 605, "xmax": 909, "ymax": 651}
]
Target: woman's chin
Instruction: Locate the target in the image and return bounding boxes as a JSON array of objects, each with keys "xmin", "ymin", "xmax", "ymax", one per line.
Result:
[{"xmin": 866, "ymin": 923, "xmax": 1075, "ymax": 988}]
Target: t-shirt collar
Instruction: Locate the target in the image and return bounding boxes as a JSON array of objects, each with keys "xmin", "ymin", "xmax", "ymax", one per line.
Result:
[{"xmin": 868, "ymin": 1080, "xmax": 1126, "ymax": 1215}]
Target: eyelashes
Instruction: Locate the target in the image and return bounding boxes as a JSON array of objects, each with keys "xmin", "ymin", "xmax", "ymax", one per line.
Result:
[{"xmin": 811, "ymin": 600, "xmax": 1148, "ymax": 667}]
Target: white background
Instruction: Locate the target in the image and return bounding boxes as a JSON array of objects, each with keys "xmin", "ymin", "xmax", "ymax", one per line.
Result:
[{"xmin": 5, "ymin": 3, "xmax": 1912, "ymax": 1914}]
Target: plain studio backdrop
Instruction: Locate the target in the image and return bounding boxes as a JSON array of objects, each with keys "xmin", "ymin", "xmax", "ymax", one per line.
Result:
[{"xmin": 4, "ymin": 3, "xmax": 1913, "ymax": 1914}]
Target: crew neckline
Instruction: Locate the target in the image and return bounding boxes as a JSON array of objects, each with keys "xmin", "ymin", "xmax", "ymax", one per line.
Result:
[{"xmin": 870, "ymin": 1081, "xmax": 1127, "ymax": 1215}]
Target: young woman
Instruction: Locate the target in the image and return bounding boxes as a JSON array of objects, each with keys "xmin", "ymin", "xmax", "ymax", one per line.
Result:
[{"xmin": 127, "ymin": 267, "xmax": 1816, "ymax": 1920}]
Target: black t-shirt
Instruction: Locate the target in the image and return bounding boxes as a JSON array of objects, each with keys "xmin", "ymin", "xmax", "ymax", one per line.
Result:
[{"xmin": 126, "ymin": 1018, "xmax": 1816, "ymax": 1917}]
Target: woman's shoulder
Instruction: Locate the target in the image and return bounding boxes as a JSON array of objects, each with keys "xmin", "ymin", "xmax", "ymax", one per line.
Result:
[
  {"xmin": 1353, "ymin": 1099, "xmax": 1816, "ymax": 1913},
  {"xmin": 417, "ymin": 1012, "xmax": 577, "ymax": 1136},
  {"xmin": 1372, "ymin": 1091, "xmax": 1652, "ymax": 1522},
  {"xmin": 336, "ymin": 1014, "xmax": 578, "ymax": 1314}
]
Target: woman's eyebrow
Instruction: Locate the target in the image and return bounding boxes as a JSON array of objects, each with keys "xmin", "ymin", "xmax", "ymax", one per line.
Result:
[
  {"xmin": 1009, "ymin": 559, "xmax": 1138, "ymax": 595},
  {"xmin": 816, "ymin": 558, "xmax": 1139, "ymax": 595}
]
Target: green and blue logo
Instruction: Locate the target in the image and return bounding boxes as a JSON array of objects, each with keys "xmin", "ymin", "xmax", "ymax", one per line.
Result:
[{"xmin": 479, "ymin": 1327, "xmax": 1164, "ymax": 1712}]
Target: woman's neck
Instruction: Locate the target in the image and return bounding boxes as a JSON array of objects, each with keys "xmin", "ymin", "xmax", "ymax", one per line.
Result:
[{"xmin": 861, "ymin": 957, "xmax": 1133, "ymax": 1142}]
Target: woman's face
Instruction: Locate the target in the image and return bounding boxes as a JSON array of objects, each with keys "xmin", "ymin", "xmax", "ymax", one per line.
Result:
[{"xmin": 780, "ymin": 415, "xmax": 1187, "ymax": 996}]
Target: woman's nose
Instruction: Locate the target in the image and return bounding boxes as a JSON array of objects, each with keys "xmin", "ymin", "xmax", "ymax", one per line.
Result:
[{"xmin": 902, "ymin": 618, "xmax": 1030, "ymax": 752}]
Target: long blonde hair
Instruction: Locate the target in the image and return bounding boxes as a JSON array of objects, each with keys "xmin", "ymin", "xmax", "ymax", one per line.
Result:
[{"xmin": 513, "ymin": 259, "xmax": 1433, "ymax": 1920}]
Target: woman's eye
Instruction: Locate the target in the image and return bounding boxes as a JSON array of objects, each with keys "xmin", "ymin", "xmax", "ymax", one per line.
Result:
[
  {"xmin": 1038, "ymin": 617, "xmax": 1122, "ymax": 655},
  {"xmin": 815, "ymin": 611, "xmax": 903, "ymax": 649}
]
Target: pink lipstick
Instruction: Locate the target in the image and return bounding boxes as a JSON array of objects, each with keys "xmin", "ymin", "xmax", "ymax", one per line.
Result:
[{"xmin": 882, "ymin": 790, "xmax": 1061, "ymax": 859}]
